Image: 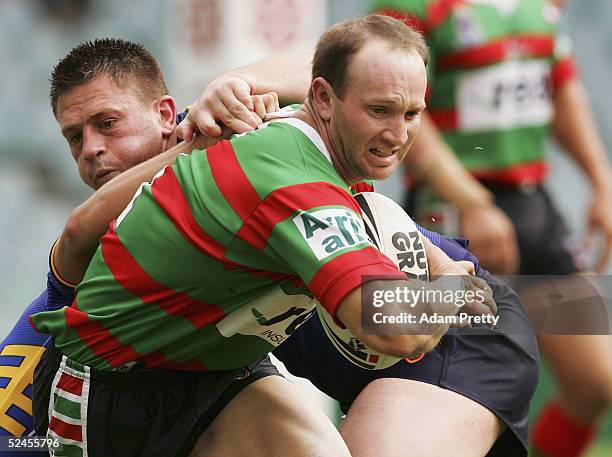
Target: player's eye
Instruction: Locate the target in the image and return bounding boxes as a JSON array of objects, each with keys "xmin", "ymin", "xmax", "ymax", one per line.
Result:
[
  {"xmin": 69, "ymin": 132, "xmax": 82, "ymax": 144},
  {"xmin": 370, "ymin": 106, "xmax": 387, "ymax": 116}
]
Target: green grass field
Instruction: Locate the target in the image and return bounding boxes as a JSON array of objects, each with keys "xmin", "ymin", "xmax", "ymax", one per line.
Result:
[{"xmin": 531, "ymin": 361, "xmax": 612, "ymax": 456}]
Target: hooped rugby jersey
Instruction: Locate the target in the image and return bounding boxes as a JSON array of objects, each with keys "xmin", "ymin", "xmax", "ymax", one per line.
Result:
[
  {"xmin": 374, "ymin": 0, "xmax": 578, "ymax": 184},
  {"xmin": 31, "ymin": 113, "xmax": 406, "ymax": 371}
]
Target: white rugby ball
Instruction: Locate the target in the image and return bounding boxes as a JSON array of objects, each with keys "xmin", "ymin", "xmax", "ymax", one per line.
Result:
[{"xmin": 316, "ymin": 192, "xmax": 430, "ymax": 370}]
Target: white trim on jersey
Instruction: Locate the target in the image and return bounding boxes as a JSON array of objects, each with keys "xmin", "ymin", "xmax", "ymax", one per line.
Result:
[{"xmin": 263, "ymin": 108, "xmax": 332, "ymax": 164}]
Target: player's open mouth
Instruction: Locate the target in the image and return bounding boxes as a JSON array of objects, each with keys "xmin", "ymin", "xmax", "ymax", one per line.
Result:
[{"xmin": 369, "ymin": 148, "xmax": 395, "ymax": 158}]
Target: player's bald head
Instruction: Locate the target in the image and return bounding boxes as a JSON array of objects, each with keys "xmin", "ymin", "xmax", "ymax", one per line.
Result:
[{"xmin": 309, "ymin": 14, "xmax": 428, "ymax": 102}]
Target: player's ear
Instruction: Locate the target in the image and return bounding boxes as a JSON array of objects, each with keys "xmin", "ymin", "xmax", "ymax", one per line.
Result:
[
  {"xmin": 155, "ymin": 95, "xmax": 177, "ymax": 137},
  {"xmin": 311, "ymin": 77, "xmax": 335, "ymax": 121}
]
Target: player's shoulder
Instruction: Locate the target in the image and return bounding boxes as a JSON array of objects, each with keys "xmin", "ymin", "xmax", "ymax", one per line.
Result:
[
  {"xmin": 229, "ymin": 108, "xmax": 345, "ymax": 193},
  {"xmin": 231, "ymin": 121, "xmax": 321, "ymax": 171},
  {"xmin": 231, "ymin": 105, "xmax": 311, "ymax": 149},
  {"xmin": 231, "ymin": 117, "xmax": 304, "ymax": 154}
]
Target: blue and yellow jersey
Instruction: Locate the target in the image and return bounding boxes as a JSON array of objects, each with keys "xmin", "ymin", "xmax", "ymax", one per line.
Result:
[{"xmin": 0, "ymin": 272, "xmax": 72, "ymax": 455}]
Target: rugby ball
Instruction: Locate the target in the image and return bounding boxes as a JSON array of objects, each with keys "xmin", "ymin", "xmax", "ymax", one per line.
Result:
[{"xmin": 316, "ymin": 192, "xmax": 429, "ymax": 370}]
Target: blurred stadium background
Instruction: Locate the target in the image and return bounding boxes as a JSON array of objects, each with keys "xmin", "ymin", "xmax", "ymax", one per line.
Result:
[{"xmin": 0, "ymin": 0, "xmax": 610, "ymax": 454}]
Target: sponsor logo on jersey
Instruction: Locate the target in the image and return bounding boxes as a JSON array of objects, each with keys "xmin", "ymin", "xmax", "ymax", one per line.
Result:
[
  {"xmin": 252, "ymin": 305, "xmax": 315, "ymax": 344},
  {"xmin": 293, "ymin": 208, "xmax": 370, "ymax": 261},
  {"xmin": 458, "ymin": 59, "xmax": 552, "ymax": 131},
  {"xmin": 216, "ymin": 286, "xmax": 316, "ymax": 347}
]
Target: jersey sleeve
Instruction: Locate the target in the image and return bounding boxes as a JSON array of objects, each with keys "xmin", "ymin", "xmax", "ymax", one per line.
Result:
[
  {"xmin": 28, "ymin": 242, "xmax": 75, "ymax": 333},
  {"xmin": 46, "ymin": 271, "xmax": 76, "ymax": 312},
  {"xmin": 243, "ymin": 182, "xmax": 406, "ymax": 320},
  {"xmin": 551, "ymin": 31, "xmax": 578, "ymax": 91},
  {"xmin": 28, "ymin": 272, "xmax": 75, "ymax": 333}
]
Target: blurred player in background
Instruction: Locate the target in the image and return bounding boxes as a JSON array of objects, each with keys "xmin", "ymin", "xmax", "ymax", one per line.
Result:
[{"xmin": 369, "ymin": 0, "xmax": 612, "ymax": 456}]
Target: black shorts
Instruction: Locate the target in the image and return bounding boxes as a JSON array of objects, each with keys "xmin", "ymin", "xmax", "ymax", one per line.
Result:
[
  {"xmin": 406, "ymin": 184, "xmax": 583, "ymax": 275},
  {"xmin": 33, "ymin": 345, "xmax": 280, "ymax": 457},
  {"xmin": 489, "ymin": 185, "xmax": 582, "ymax": 275},
  {"xmin": 274, "ymin": 269, "xmax": 539, "ymax": 456}
]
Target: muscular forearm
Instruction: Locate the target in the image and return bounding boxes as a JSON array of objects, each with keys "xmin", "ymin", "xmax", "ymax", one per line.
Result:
[
  {"xmin": 54, "ymin": 139, "xmax": 206, "ymax": 285},
  {"xmin": 406, "ymin": 113, "xmax": 494, "ymax": 209},
  {"xmin": 553, "ymin": 79, "xmax": 612, "ymax": 191},
  {"xmin": 336, "ymin": 277, "xmax": 461, "ymax": 358},
  {"xmin": 229, "ymin": 51, "xmax": 312, "ymax": 106}
]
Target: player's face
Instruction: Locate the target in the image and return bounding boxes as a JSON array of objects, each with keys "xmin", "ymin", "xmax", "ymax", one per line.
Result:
[
  {"xmin": 329, "ymin": 40, "xmax": 427, "ymax": 184},
  {"xmin": 56, "ymin": 75, "xmax": 166, "ymax": 190}
]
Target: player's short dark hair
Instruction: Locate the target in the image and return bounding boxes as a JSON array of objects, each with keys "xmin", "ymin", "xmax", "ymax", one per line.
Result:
[
  {"xmin": 50, "ymin": 38, "xmax": 169, "ymax": 117},
  {"xmin": 309, "ymin": 14, "xmax": 428, "ymax": 101}
]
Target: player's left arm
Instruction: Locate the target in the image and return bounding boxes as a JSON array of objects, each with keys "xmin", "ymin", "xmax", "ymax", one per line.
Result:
[
  {"xmin": 552, "ymin": 77, "xmax": 612, "ymax": 272},
  {"xmin": 53, "ymin": 136, "xmax": 213, "ymax": 286}
]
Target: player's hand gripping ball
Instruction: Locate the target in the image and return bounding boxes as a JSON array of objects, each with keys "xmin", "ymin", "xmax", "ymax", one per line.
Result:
[{"xmin": 317, "ymin": 192, "xmax": 430, "ymax": 370}]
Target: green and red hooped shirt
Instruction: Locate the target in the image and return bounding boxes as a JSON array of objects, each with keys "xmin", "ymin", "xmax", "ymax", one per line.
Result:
[{"xmin": 32, "ymin": 113, "xmax": 405, "ymax": 372}]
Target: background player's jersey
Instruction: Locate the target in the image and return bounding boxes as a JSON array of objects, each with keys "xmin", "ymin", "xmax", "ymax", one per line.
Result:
[
  {"xmin": 31, "ymin": 117, "xmax": 405, "ymax": 371},
  {"xmin": 374, "ymin": 0, "xmax": 577, "ymax": 184}
]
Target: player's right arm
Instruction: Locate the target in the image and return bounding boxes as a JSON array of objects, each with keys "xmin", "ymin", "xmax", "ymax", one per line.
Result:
[{"xmin": 336, "ymin": 248, "xmax": 495, "ymax": 358}]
